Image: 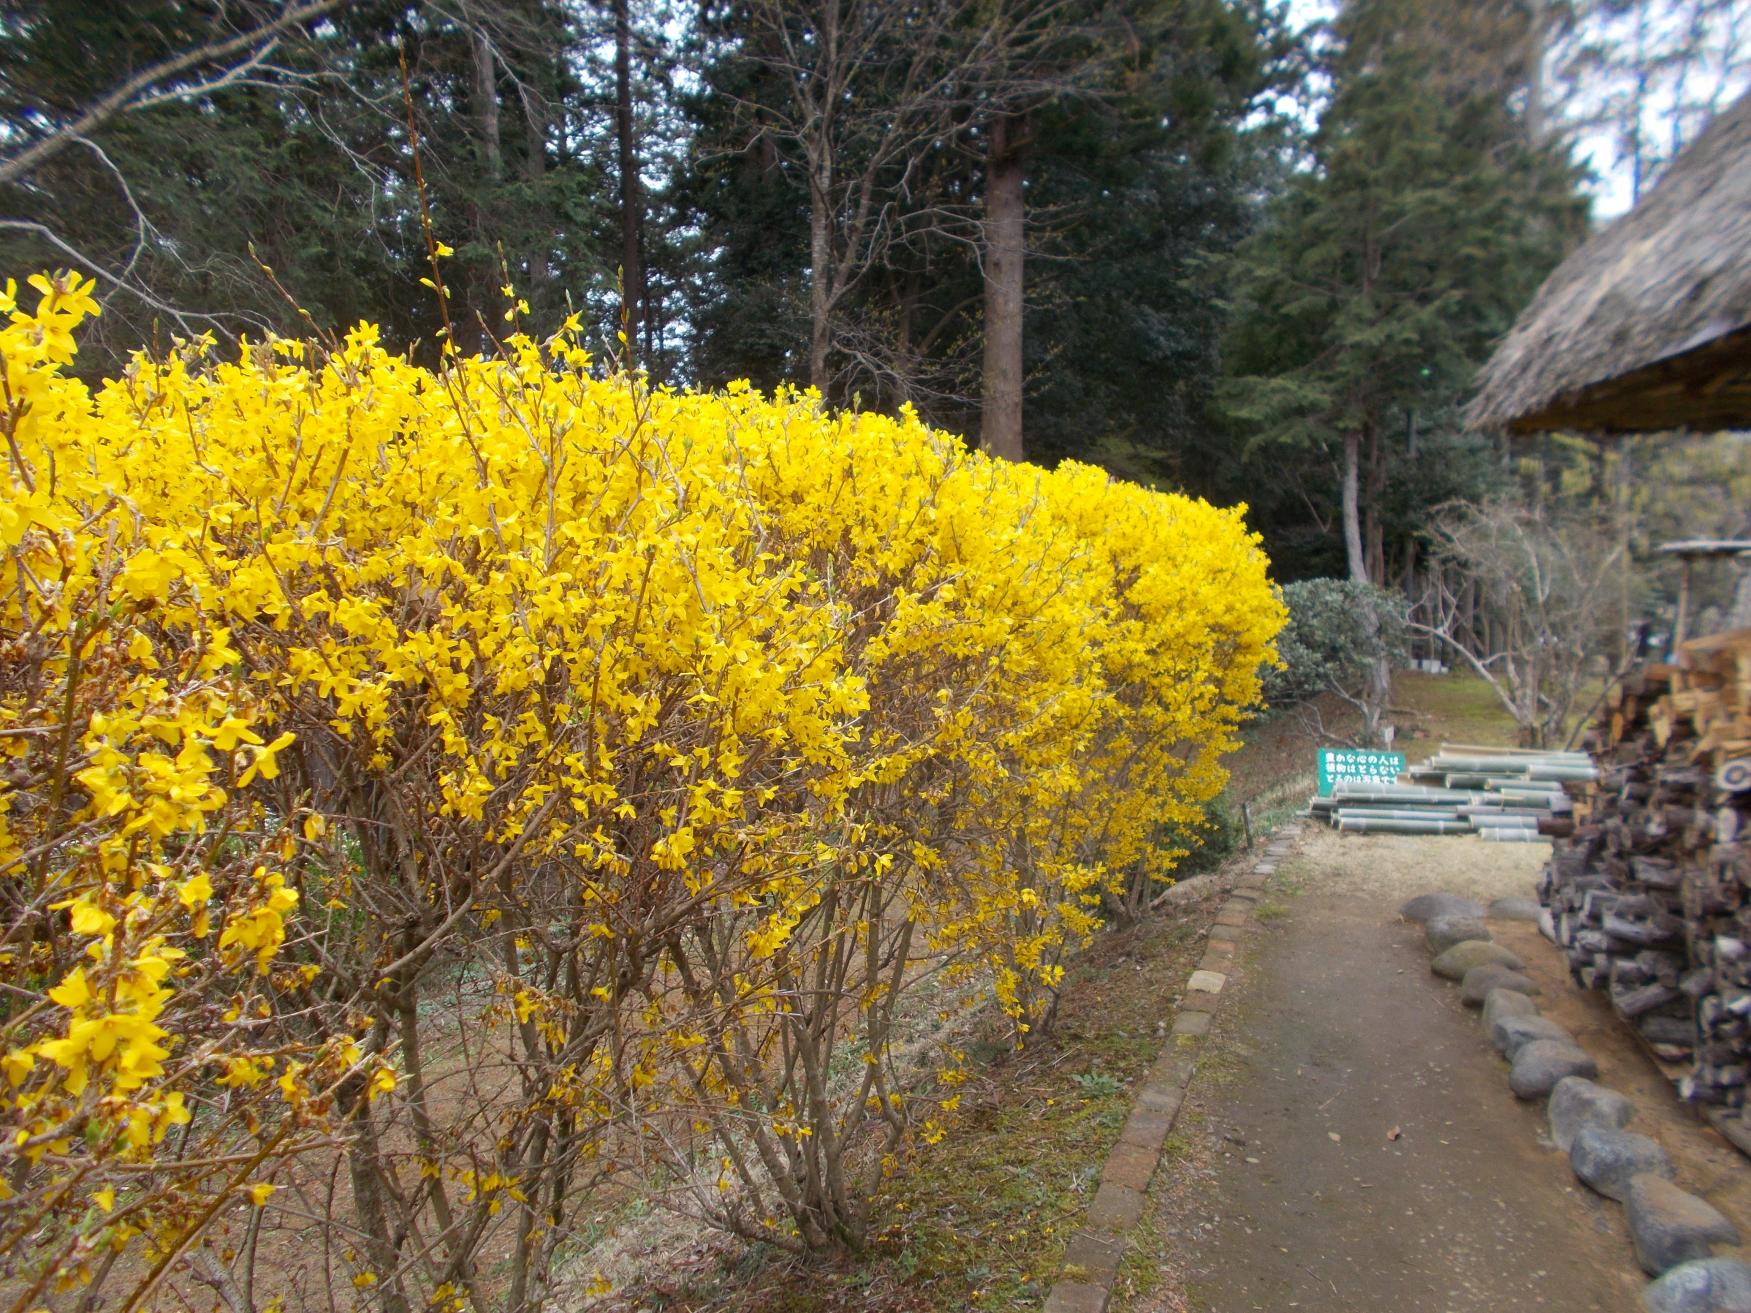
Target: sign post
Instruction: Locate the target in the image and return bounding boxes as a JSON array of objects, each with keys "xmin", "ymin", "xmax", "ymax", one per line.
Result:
[{"xmin": 1317, "ymin": 748, "xmax": 1407, "ymax": 796}]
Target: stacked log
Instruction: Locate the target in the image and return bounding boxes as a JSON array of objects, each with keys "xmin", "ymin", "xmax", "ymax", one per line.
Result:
[{"xmin": 1540, "ymin": 629, "xmax": 1751, "ymax": 1125}]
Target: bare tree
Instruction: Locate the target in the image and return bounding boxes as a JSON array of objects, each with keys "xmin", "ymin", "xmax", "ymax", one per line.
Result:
[
  {"xmin": 719, "ymin": 1, "xmax": 977, "ymax": 392},
  {"xmin": 1414, "ymin": 498, "xmax": 1627, "ymax": 747},
  {"xmin": 1549, "ymin": 0, "xmax": 1750, "ymax": 202},
  {"xmin": 0, "ymin": 0, "xmax": 348, "ymax": 339}
]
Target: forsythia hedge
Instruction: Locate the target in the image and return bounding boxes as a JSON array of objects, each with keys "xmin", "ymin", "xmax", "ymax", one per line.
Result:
[{"xmin": 0, "ymin": 271, "xmax": 1281, "ymax": 1310}]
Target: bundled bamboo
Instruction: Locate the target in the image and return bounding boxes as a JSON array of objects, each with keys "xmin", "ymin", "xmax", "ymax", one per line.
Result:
[
  {"xmin": 1540, "ymin": 629, "xmax": 1751, "ymax": 1128},
  {"xmin": 1310, "ymin": 746, "xmax": 1584, "ymax": 836}
]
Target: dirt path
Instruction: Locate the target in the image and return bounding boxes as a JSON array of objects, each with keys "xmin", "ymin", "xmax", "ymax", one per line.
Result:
[{"xmin": 1140, "ymin": 828, "xmax": 1650, "ymax": 1313}]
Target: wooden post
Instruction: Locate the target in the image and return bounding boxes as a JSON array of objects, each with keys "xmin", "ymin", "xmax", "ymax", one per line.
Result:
[
  {"xmin": 1618, "ymin": 433, "xmax": 1632, "ymax": 667},
  {"xmin": 1673, "ymin": 556, "xmax": 1693, "ymax": 650},
  {"xmin": 1241, "ymin": 801, "xmax": 1255, "ymax": 851}
]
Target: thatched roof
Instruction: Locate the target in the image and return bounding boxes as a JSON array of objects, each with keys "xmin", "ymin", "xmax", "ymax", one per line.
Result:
[{"xmin": 1468, "ymin": 90, "xmax": 1751, "ymax": 436}]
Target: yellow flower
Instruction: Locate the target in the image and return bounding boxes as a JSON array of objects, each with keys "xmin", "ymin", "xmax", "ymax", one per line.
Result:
[
  {"xmin": 238, "ymin": 732, "xmax": 296, "ymax": 785},
  {"xmin": 0, "ymin": 268, "xmax": 1282, "ymax": 1289},
  {"xmin": 176, "ymin": 873, "xmax": 213, "ymax": 911}
]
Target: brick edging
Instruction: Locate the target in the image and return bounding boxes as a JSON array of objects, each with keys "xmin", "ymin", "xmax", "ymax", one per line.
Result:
[{"xmin": 1040, "ymin": 829, "xmax": 1297, "ymax": 1313}]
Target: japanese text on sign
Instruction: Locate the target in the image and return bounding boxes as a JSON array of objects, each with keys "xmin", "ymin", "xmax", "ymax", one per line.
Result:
[{"xmin": 1316, "ymin": 748, "xmax": 1407, "ymax": 796}]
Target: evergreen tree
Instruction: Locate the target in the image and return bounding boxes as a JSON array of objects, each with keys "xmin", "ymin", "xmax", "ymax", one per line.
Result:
[
  {"xmin": 1218, "ymin": 0, "xmax": 1588, "ymax": 585},
  {"xmin": 668, "ymin": 3, "xmax": 815, "ymax": 392},
  {"xmin": 1018, "ymin": 0, "xmax": 1287, "ymax": 475},
  {"xmin": 0, "ymin": 0, "xmax": 617, "ymax": 369},
  {"xmin": 671, "ymin": 0, "xmax": 1281, "ymax": 469}
]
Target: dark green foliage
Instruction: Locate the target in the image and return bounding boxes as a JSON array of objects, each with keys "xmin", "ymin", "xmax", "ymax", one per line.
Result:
[
  {"xmin": 1019, "ymin": 0, "xmax": 1290, "ymax": 475},
  {"xmin": 0, "ymin": 1, "xmax": 378, "ymax": 357},
  {"xmin": 1163, "ymin": 795, "xmax": 1244, "ymax": 876},
  {"xmin": 668, "ymin": 0, "xmax": 1285, "ymax": 461},
  {"xmin": 667, "ymin": 4, "xmax": 813, "ymax": 393},
  {"xmin": 0, "ymin": 0, "xmax": 610, "ymax": 370},
  {"xmin": 1217, "ymin": 0, "xmax": 1589, "ymax": 581},
  {"xmin": 1263, "ymin": 577, "xmax": 1410, "ymax": 711}
]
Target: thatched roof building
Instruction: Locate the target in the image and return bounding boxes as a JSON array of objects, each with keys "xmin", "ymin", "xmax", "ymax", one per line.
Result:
[{"xmin": 1468, "ymin": 90, "xmax": 1751, "ymax": 436}]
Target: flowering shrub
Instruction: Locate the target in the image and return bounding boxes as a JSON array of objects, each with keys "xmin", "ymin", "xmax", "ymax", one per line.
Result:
[{"xmin": 1, "ymin": 270, "xmax": 1280, "ymax": 1307}]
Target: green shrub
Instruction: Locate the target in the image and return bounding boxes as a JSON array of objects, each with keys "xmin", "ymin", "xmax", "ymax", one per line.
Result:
[
  {"xmin": 1262, "ymin": 577, "xmax": 1409, "ymax": 713},
  {"xmin": 1165, "ymin": 796, "xmax": 1244, "ymax": 876}
]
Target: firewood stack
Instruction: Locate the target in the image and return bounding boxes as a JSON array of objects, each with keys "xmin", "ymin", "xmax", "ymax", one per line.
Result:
[{"xmin": 1539, "ymin": 629, "xmax": 1751, "ymax": 1125}]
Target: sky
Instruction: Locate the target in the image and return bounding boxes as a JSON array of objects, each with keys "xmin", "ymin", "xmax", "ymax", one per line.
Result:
[{"xmin": 1284, "ymin": 0, "xmax": 1751, "ymax": 221}]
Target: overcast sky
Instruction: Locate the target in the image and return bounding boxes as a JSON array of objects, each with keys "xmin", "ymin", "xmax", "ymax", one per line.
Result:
[{"xmin": 1284, "ymin": 0, "xmax": 1751, "ymax": 221}]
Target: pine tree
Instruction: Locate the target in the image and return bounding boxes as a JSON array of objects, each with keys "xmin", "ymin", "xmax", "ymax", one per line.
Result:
[
  {"xmin": 1219, "ymin": 0, "xmax": 1588, "ymax": 586},
  {"xmin": 0, "ymin": 0, "xmax": 617, "ymax": 369}
]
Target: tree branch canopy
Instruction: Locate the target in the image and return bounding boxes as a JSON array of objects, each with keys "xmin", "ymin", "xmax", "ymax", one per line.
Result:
[{"xmin": 0, "ymin": 0, "xmax": 343, "ymax": 188}]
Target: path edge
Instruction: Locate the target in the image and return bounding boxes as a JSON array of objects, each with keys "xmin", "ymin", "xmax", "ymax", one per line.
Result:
[{"xmin": 1039, "ymin": 826, "xmax": 1299, "ymax": 1313}]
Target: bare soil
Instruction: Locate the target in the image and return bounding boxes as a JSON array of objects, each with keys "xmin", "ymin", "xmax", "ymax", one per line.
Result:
[{"xmin": 1131, "ymin": 825, "xmax": 1748, "ymax": 1313}]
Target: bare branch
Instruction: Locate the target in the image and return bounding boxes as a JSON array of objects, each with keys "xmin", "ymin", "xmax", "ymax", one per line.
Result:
[
  {"xmin": 0, "ymin": 219, "xmax": 270, "ymax": 337},
  {"xmin": 0, "ymin": 0, "xmax": 343, "ymax": 188}
]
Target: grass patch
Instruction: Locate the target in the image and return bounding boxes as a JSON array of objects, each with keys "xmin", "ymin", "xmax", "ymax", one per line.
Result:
[
  {"xmin": 1391, "ymin": 670, "xmax": 1519, "ymax": 752},
  {"xmin": 1265, "ymin": 863, "xmax": 1309, "ymax": 899},
  {"xmin": 1192, "ymin": 1043, "xmax": 1248, "ymax": 1088}
]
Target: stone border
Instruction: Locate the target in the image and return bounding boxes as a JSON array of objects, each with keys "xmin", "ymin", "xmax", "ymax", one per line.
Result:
[
  {"xmin": 1405, "ymin": 896, "xmax": 1751, "ymax": 1309},
  {"xmin": 1041, "ymin": 829, "xmax": 1297, "ymax": 1313}
]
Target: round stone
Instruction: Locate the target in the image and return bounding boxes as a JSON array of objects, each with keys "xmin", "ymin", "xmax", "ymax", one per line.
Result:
[
  {"xmin": 1628, "ymin": 1175, "xmax": 1742, "ymax": 1276},
  {"xmin": 1491, "ymin": 1013, "xmax": 1574, "ymax": 1060},
  {"xmin": 1460, "ymin": 964, "xmax": 1540, "ymax": 1006},
  {"xmin": 1401, "ymin": 892, "xmax": 1486, "ymax": 923},
  {"xmin": 1549, "ymin": 1076, "xmax": 1636, "ymax": 1153},
  {"xmin": 1571, "ymin": 1124, "xmax": 1674, "ymax": 1200},
  {"xmin": 1509, "ymin": 1039, "xmax": 1598, "ymax": 1099},
  {"xmin": 1427, "ymin": 915, "xmax": 1493, "ymax": 955},
  {"xmin": 1483, "ymin": 988, "xmax": 1540, "ymax": 1029},
  {"xmin": 1488, "ymin": 895, "xmax": 1542, "ymax": 921},
  {"xmin": 1433, "ymin": 940, "xmax": 1524, "ymax": 981},
  {"xmin": 1641, "ymin": 1257, "xmax": 1751, "ymax": 1313}
]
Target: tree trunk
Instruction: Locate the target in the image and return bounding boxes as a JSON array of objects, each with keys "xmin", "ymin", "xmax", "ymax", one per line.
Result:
[
  {"xmin": 472, "ymin": 27, "xmax": 501, "ymax": 182},
  {"xmin": 613, "ymin": 0, "xmax": 643, "ymax": 346},
  {"xmin": 804, "ymin": 0, "xmax": 840, "ymax": 394},
  {"xmin": 1524, "ymin": 0, "xmax": 1550, "ymax": 146},
  {"xmin": 521, "ymin": 91, "xmax": 550, "ymax": 299},
  {"xmin": 1364, "ymin": 416, "xmax": 1385, "ymax": 583},
  {"xmin": 1344, "ymin": 424, "xmax": 1390, "ymax": 742},
  {"xmin": 809, "ymin": 173, "xmax": 832, "ymax": 390},
  {"xmin": 344, "ymin": 1071, "xmax": 414, "ymax": 1313},
  {"xmin": 1342, "ymin": 429, "xmax": 1366, "ymax": 583},
  {"xmin": 980, "ymin": 113, "xmax": 1026, "ymax": 462},
  {"xmin": 467, "ymin": 23, "xmax": 502, "ymax": 348}
]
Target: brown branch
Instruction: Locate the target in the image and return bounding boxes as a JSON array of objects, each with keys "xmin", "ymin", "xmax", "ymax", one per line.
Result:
[{"xmin": 0, "ymin": 0, "xmax": 343, "ymax": 188}]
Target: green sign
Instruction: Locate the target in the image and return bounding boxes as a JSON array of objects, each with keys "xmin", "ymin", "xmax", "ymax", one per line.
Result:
[{"xmin": 1317, "ymin": 748, "xmax": 1406, "ymax": 796}]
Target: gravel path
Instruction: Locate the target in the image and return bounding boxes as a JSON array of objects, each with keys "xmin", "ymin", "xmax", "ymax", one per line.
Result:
[{"xmin": 1141, "ymin": 827, "xmax": 1644, "ymax": 1312}]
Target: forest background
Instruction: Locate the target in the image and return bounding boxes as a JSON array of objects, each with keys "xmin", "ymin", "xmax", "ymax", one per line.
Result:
[{"xmin": 2, "ymin": 0, "xmax": 1749, "ymax": 647}]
